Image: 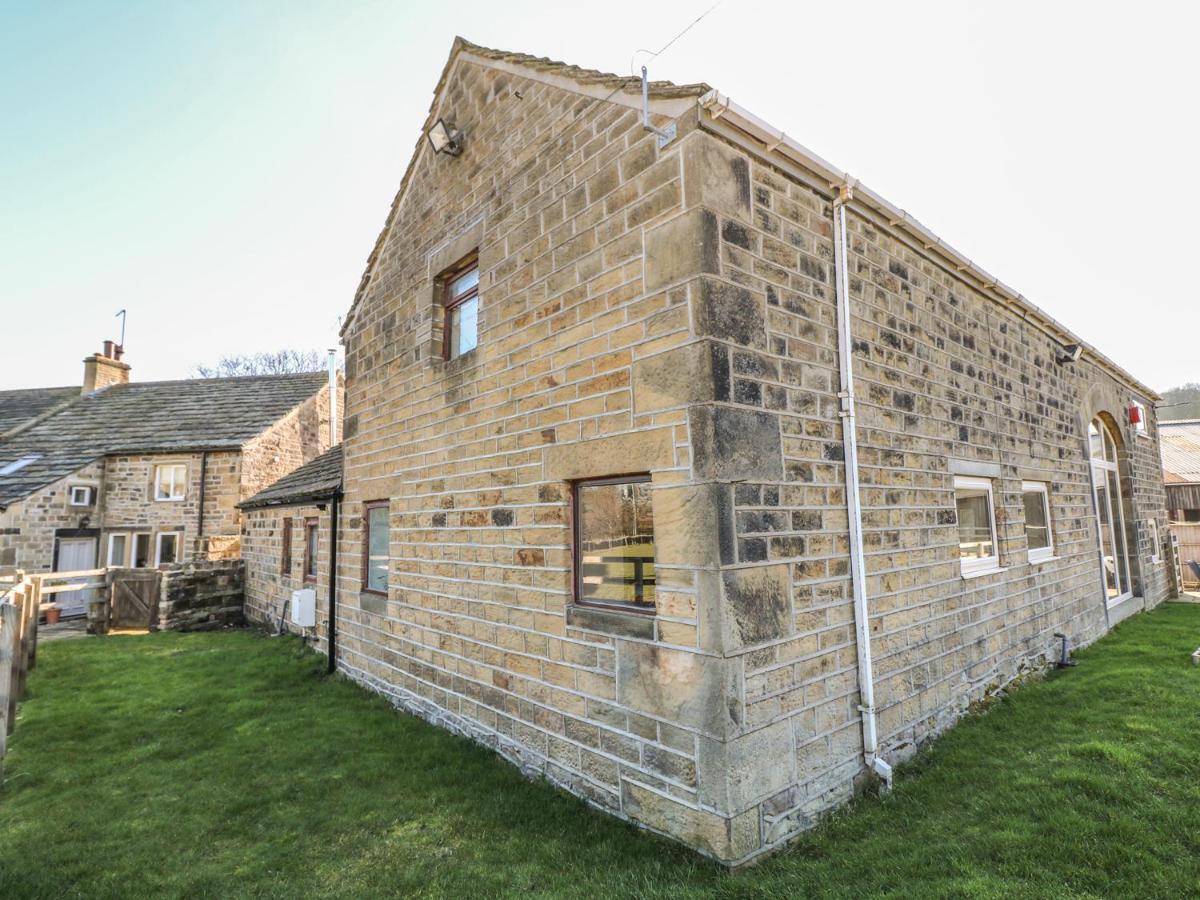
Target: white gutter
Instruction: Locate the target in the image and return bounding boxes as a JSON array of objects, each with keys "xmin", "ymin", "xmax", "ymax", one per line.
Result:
[
  {"xmin": 832, "ymin": 183, "xmax": 892, "ymax": 789},
  {"xmin": 696, "ymin": 90, "xmax": 1160, "ymax": 402}
]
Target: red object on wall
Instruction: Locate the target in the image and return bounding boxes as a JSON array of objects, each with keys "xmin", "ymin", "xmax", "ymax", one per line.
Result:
[{"xmin": 1129, "ymin": 404, "xmax": 1142, "ymax": 425}]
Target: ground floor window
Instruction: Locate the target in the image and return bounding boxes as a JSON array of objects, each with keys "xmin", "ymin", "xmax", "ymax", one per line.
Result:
[
  {"xmin": 304, "ymin": 518, "xmax": 319, "ymax": 583},
  {"xmin": 954, "ymin": 476, "xmax": 999, "ymax": 575},
  {"xmin": 573, "ymin": 475, "xmax": 656, "ymax": 611},
  {"xmin": 107, "ymin": 533, "xmax": 127, "ymax": 567},
  {"xmin": 133, "ymin": 533, "xmax": 152, "ymax": 568},
  {"xmin": 362, "ymin": 501, "xmax": 389, "ymax": 594},
  {"xmin": 1021, "ymin": 482, "xmax": 1054, "ymax": 562},
  {"xmin": 1149, "ymin": 519, "xmax": 1161, "ymax": 563},
  {"xmin": 155, "ymin": 531, "xmax": 180, "ymax": 567},
  {"xmin": 281, "ymin": 516, "xmax": 293, "ymax": 575}
]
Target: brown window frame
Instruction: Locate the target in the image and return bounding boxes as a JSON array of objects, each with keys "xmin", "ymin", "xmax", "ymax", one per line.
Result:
[
  {"xmin": 571, "ymin": 473, "xmax": 655, "ymax": 615},
  {"xmin": 361, "ymin": 500, "xmax": 390, "ymax": 595},
  {"xmin": 303, "ymin": 517, "xmax": 319, "ymax": 584},
  {"xmin": 440, "ymin": 253, "xmax": 480, "ymax": 361},
  {"xmin": 280, "ymin": 516, "xmax": 293, "ymax": 575}
]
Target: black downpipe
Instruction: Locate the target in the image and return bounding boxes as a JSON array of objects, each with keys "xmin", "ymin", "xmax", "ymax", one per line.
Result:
[
  {"xmin": 327, "ymin": 490, "xmax": 340, "ymax": 674},
  {"xmin": 197, "ymin": 450, "xmax": 208, "ymax": 554}
]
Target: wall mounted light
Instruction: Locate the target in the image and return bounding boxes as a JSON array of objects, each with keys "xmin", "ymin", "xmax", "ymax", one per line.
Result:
[
  {"xmin": 426, "ymin": 118, "xmax": 463, "ymax": 157},
  {"xmin": 1057, "ymin": 343, "xmax": 1083, "ymax": 365}
]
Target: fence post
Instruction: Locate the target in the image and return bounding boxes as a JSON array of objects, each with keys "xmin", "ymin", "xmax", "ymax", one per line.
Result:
[
  {"xmin": 26, "ymin": 577, "xmax": 39, "ymax": 672},
  {"xmin": 14, "ymin": 585, "xmax": 31, "ymax": 703},
  {"xmin": 1, "ymin": 601, "xmax": 17, "ymax": 744}
]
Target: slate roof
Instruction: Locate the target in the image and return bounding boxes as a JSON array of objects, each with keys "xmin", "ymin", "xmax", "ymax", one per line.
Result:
[
  {"xmin": 0, "ymin": 386, "xmax": 78, "ymax": 438},
  {"xmin": 240, "ymin": 444, "xmax": 343, "ymax": 509},
  {"xmin": 0, "ymin": 372, "xmax": 328, "ymax": 509},
  {"xmin": 1160, "ymin": 420, "xmax": 1200, "ymax": 484}
]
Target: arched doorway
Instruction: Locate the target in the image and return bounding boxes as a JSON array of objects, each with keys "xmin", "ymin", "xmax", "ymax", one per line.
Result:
[{"xmin": 1089, "ymin": 416, "xmax": 1132, "ymax": 605}]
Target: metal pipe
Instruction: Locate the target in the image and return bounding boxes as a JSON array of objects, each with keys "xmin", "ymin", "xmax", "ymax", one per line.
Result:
[
  {"xmin": 197, "ymin": 450, "xmax": 208, "ymax": 557},
  {"xmin": 327, "ymin": 348, "xmax": 338, "ymax": 446},
  {"xmin": 832, "ymin": 186, "xmax": 891, "ymax": 789},
  {"xmin": 326, "ymin": 489, "xmax": 340, "ymax": 674}
]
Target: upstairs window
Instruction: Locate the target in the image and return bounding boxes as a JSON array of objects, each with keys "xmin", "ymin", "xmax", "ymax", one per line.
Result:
[
  {"xmin": 442, "ymin": 255, "xmax": 480, "ymax": 360},
  {"xmin": 1131, "ymin": 400, "xmax": 1149, "ymax": 436},
  {"xmin": 362, "ymin": 501, "xmax": 390, "ymax": 594},
  {"xmin": 954, "ymin": 476, "xmax": 999, "ymax": 575},
  {"xmin": 69, "ymin": 485, "xmax": 94, "ymax": 506},
  {"xmin": 1021, "ymin": 481, "xmax": 1054, "ymax": 563},
  {"xmin": 573, "ymin": 476, "xmax": 656, "ymax": 612},
  {"xmin": 154, "ymin": 464, "xmax": 187, "ymax": 501}
]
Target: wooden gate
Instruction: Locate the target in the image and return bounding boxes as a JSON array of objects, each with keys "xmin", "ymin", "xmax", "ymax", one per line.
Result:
[
  {"xmin": 1171, "ymin": 523, "xmax": 1200, "ymax": 589},
  {"xmin": 109, "ymin": 570, "xmax": 162, "ymax": 630}
]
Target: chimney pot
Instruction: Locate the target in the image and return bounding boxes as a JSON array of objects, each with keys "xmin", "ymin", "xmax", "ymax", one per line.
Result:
[{"xmin": 102, "ymin": 340, "xmax": 115, "ymax": 359}]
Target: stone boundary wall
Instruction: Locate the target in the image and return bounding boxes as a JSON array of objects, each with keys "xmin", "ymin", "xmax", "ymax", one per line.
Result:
[{"xmin": 158, "ymin": 560, "xmax": 245, "ymax": 632}]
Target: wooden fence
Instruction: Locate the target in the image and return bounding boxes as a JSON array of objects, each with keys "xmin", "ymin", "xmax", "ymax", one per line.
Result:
[
  {"xmin": 1172, "ymin": 523, "xmax": 1200, "ymax": 589},
  {"xmin": 0, "ymin": 571, "xmax": 42, "ymax": 774}
]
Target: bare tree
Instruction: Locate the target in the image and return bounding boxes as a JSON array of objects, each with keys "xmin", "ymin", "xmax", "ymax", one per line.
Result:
[{"xmin": 190, "ymin": 349, "xmax": 335, "ymax": 379}]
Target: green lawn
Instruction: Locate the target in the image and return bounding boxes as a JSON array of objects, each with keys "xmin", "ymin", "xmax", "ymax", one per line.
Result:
[{"xmin": 2, "ymin": 605, "xmax": 1199, "ymax": 898}]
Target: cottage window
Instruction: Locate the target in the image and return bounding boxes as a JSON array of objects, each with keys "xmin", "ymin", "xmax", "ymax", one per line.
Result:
[
  {"xmin": 442, "ymin": 255, "xmax": 480, "ymax": 360},
  {"xmin": 1149, "ymin": 519, "xmax": 1161, "ymax": 563},
  {"xmin": 954, "ymin": 476, "xmax": 1000, "ymax": 575},
  {"xmin": 154, "ymin": 464, "xmax": 187, "ymax": 501},
  {"xmin": 133, "ymin": 533, "xmax": 152, "ymax": 568},
  {"xmin": 304, "ymin": 518, "xmax": 319, "ymax": 583},
  {"xmin": 69, "ymin": 485, "xmax": 93, "ymax": 506},
  {"xmin": 1132, "ymin": 400, "xmax": 1149, "ymax": 436},
  {"xmin": 573, "ymin": 476, "xmax": 656, "ymax": 612},
  {"xmin": 107, "ymin": 533, "xmax": 128, "ymax": 567},
  {"xmin": 155, "ymin": 531, "xmax": 180, "ymax": 567},
  {"xmin": 363, "ymin": 501, "xmax": 389, "ymax": 594},
  {"xmin": 1021, "ymin": 482, "xmax": 1054, "ymax": 563},
  {"xmin": 281, "ymin": 517, "xmax": 293, "ymax": 575}
]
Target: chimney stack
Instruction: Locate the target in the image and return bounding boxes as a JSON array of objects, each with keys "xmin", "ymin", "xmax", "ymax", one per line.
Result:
[{"xmin": 82, "ymin": 341, "xmax": 131, "ymax": 394}]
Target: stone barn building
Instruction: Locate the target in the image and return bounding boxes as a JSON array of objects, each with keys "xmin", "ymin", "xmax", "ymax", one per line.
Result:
[
  {"xmin": 0, "ymin": 343, "xmax": 340, "ymax": 616},
  {"xmin": 246, "ymin": 39, "xmax": 1172, "ymax": 865}
]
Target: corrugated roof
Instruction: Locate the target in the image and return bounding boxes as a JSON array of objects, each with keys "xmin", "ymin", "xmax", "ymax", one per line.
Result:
[
  {"xmin": 0, "ymin": 386, "xmax": 78, "ymax": 438},
  {"xmin": 240, "ymin": 444, "xmax": 343, "ymax": 509},
  {"xmin": 1160, "ymin": 420, "xmax": 1200, "ymax": 483},
  {"xmin": 0, "ymin": 372, "xmax": 328, "ymax": 509}
]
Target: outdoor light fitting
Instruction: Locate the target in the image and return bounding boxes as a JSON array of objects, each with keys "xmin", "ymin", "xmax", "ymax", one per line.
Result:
[
  {"xmin": 426, "ymin": 118, "xmax": 463, "ymax": 157},
  {"xmin": 1057, "ymin": 343, "xmax": 1083, "ymax": 365}
]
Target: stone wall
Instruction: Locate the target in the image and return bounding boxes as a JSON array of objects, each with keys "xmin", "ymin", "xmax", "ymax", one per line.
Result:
[
  {"xmin": 158, "ymin": 560, "xmax": 245, "ymax": 631},
  {"xmin": 101, "ymin": 450, "xmax": 243, "ymax": 561},
  {"xmin": 328, "ymin": 51, "xmax": 1171, "ymax": 866},
  {"xmin": 242, "ymin": 505, "xmax": 331, "ymax": 646},
  {"xmin": 0, "ymin": 461, "xmax": 106, "ymax": 573},
  {"xmin": 240, "ymin": 382, "xmax": 341, "ymax": 503}
]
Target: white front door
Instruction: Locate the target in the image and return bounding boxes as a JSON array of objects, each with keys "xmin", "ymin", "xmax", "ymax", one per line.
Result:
[{"xmin": 54, "ymin": 537, "xmax": 97, "ymax": 618}]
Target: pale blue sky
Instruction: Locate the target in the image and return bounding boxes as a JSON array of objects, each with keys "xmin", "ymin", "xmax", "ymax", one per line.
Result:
[{"xmin": 2, "ymin": 1, "xmax": 1196, "ymax": 392}]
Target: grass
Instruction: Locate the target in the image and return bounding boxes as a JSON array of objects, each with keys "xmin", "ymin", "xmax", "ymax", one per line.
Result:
[{"xmin": 2, "ymin": 605, "xmax": 1199, "ymax": 898}]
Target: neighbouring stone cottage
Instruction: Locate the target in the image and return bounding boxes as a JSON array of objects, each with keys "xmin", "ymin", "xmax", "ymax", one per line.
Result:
[
  {"xmin": 0, "ymin": 342, "xmax": 341, "ymax": 615},
  {"xmin": 242, "ymin": 39, "xmax": 1173, "ymax": 865}
]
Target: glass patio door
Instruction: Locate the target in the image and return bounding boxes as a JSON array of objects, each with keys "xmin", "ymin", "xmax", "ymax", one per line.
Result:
[{"xmin": 1089, "ymin": 418, "xmax": 1131, "ymax": 605}]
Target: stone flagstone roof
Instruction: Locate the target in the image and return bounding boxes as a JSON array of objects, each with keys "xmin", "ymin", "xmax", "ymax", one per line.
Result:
[
  {"xmin": 0, "ymin": 386, "xmax": 78, "ymax": 439},
  {"xmin": 240, "ymin": 444, "xmax": 343, "ymax": 509},
  {"xmin": 0, "ymin": 372, "xmax": 328, "ymax": 510}
]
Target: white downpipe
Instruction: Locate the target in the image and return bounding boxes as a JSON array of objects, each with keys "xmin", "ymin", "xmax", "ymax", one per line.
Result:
[{"xmin": 832, "ymin": 186, "xmax": 892, "ymax": 789}]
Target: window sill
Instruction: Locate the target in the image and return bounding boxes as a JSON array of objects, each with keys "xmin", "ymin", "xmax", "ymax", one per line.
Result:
[
  {"xmin": 1028, "ymin": 555, "xmax": 1059, "ymax": 567},
  {"xmin": 359, "ymin": 591, "xmax": 387, "ymax": 615},
  {"xmin": 153, "ymin": 497, "xmax": 186, "ymax": 503},
  {"xmin": 566, "ymin": 604, "xmax": 655, "ymax": 639},
  {"xmin": 960, "ymin": 566, "xmax": 1007, "ymax": 580}
]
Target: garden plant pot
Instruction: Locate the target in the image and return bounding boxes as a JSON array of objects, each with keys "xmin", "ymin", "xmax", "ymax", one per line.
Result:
[{"xmin": 46, "ymin": 606, "xmax": 61, "ymax": 625}]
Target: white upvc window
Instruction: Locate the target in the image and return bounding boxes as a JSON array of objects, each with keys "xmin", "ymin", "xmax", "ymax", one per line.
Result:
[
  {"xmin": 155, "ymin": 531, "xmax": 181, "ymax": 566},
  {"xmin": 1021, "ymin": 481, "xmax": 1054, "ymax": 563},
  {"xmin": 69, "ymin": 485, "xmax": 94, "ymax": 506},
  {"xmin": 107, "ymin": 533, "xmax": 128, "ymax": 567},
  {"xmin": 154, "ymin": 464, "xmax": 187, "ymax": 501},
  {"xmin": 954, "ymin": 476, "xmax": 1000, "ymax": 575},
  {"xmin": 133, "ymin": 533, "xmax": 152, "ymax": 568},
  {"xmin": 1149, "ymin": 519, "xmax": 1161, "ymax": 563}
]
